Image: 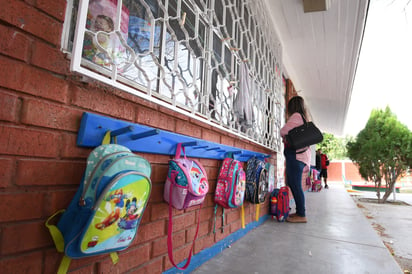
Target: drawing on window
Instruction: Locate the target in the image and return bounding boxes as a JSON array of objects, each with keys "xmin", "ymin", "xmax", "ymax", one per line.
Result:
[{"xmin": 82, "ymin": 0, "xmax": 131, "ymax": 71}]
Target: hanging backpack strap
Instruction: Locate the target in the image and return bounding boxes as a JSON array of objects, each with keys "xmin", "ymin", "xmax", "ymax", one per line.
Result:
[
  {"xmin": 45, "ymin": 210, "xmax": 72, "ymax": 274},
  {"xmin": 167, "ymin": 183, "xmax": 201, "ymax": 270},
  {"xmin": 241, "ymin": 204, "xmax": 245, "ymax": 228},
  {"xmin": 45, "ymin": 209, "xmax": 65, "ymax": 252},
  {"xmin": 213, "ymin": 204, "xmax": 218, "ymax": 234},
  {"xmin": 220, "ymin": 208, "xmax": 225, "ymax": 233},
  {"xmin": 255, "ymin": 203, "xmax": 260, "ymax": 221}
]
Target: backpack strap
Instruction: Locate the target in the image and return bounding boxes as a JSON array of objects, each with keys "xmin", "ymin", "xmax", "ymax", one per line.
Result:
[
  {"xmin": 174, "ymin": 143, "xmax": 187, "ymax": 159},
  {"xmin": 241, "ymin": 204, "xmax": 245, "ymax": 228},
  {"xmin": 255, "ymin": 204, "xmax": 260, "ymax": 221},
  {"xmin": 45, "ymin": 210, "xmax": 65, "ymax": 252},
  {"xmin": 213, "ymin": 205, "xmax": 225, "ymax": 234},
  {"xmin": 167, "ymin": 182, "xmax": 201, "ymax": 270}
]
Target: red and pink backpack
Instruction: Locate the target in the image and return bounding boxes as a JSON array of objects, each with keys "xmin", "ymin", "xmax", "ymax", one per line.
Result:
[{"xmin": 213, "ymin": 155, "xmax": 246, "ymax": 233}]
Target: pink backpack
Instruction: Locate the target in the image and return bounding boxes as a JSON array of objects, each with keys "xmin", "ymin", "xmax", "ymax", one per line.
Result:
[
  {"xmin": 164, "ymin": 143, "xmax": 208, "ymax": 210},
  {"xmin": 164, "ymin": 143, "xmax": 209, "ymax": 270},
  {"xmin": 215, "ymin": 157, "xmax": 246, "ymax": 208},
  {"xmin": 213, "ymin": 156, "xmax": 246, "ymax": 233}
]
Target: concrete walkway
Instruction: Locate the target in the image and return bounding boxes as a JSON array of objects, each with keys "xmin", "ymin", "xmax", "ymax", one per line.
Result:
[{"xmin": 193, "ymin": 182, "xmax": 403, "ymax": 274}]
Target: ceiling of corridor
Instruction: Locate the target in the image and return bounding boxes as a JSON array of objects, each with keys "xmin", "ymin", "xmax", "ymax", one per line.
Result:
[{"xmin": 263, "ymin": 0, "xmax": 370, "ymax": 136}]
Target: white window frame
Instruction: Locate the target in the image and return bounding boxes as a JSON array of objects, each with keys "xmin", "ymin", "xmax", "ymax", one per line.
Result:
[{"xmin": 65, "ymin": 0, "xmax": 283, "ymax": 151}]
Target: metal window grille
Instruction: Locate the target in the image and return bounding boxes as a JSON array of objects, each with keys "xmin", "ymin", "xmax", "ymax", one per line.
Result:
[{"xmin": 66, "ymin": 0, "xmax": 284, "ymax": 151}]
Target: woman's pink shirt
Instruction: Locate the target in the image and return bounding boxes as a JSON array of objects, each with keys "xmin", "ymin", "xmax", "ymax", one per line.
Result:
[{"xmin": 280, "ymin": 112, "xmax": 312, "ymax": 167}]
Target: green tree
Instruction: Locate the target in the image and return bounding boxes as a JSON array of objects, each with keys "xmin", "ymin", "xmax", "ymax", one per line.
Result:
[
  {"xmin": 317, "ymin": 133, "xmax": 351, "ymax": 160},
  {"xmin": 346, "ymin": 107, "xmax": 412, "ymax": 203}
]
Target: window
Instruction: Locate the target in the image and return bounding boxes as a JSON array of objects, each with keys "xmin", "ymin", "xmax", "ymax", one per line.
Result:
[{"xmin": 64, "ymin": 0, "xmax": 283, "ymax": 151}]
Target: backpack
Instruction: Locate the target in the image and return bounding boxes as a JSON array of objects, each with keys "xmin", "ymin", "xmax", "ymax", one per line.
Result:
[
  {"xmin": 45, "ymin": 144, "xmax": 152, "ymax": 273},
  {"xmin": 164, "ymin": 143, "xmax": 209, "ymax": 270},
  {"xmin": 213, "ymin": 156, "xmax": 246, "ymax": 233},
  {"xmin": 312, "ymin": 179, "xmax": 322, "ymax": 192},
  {"xmin": 215, "ymin": 156, "xmax": 246, "ymax": 209},
  {"xmin": 163, "ymin": 143, "xmax": 209, "ymax": 210},
  {"xmin": 269, "ymin": 186, "xmax": 290, "ymax": 222},
  {"xmin": 245, "ymin": 157, "xmax": 268, "ymax": 204}
]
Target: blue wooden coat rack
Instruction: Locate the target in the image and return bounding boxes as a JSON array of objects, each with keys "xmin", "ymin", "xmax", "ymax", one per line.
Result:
[{"xmin": 77, "ymin": 112, "xmax": 270, "ymax": 162}]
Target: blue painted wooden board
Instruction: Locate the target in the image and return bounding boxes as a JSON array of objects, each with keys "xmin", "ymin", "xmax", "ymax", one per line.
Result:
[{"xmin": 77, "ymin": 112, "xmax": 270, "ymax": 162}]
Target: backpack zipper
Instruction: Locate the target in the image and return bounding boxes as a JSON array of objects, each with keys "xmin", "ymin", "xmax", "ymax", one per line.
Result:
[
  {"xmin": 79, "ymin": 151, "xmax": 131, "ymax": 206},
  {"xmin": 92, "ymin": 155, "xmax": 148, "ymax": 203}
]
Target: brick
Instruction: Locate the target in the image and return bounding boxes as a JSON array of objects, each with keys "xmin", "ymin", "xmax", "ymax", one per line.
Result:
[
  {"xmin": 36, "ymin": 0, "xmax": 66, "ymax": 21},
  {"xmin": 226, "ymin": 208, "xmax": 241, "ymax": 224},
  {"xmin": 150, "ymin": 203, "xmax": 169, "ymax": 221},
  {"xmin": 60, "ymin": 133, "xmax": 91, "ymax": 159},
  {"xmin": 142, "ymin": 153, "xmax": 170, "ymax": 165},
  {"xmin": 199, "ymin": 207, "xmax": 214, "ymax": 223},
  {"xmin": 201, "ymin": 129, "xmax": 221, "ymax": 143},
  {"xmin": 194, "ymin": 233, "xmax": 215, "ymax": 254},
  {"xmin": 0, "ymin": 126, "xmax": 59, "ymax": 157},
  {"xmin": 0, "ymin": 252, "xmax": 43, "ymax": 274},
  {"xmin": 175, "ymin": 120, "xmax": 202, "ymax": 138},
  {"xmin": 205, "ymin": 166, "xmax": 219, "ymax": 181},
  {"xmin": 0, "ymin": 25, "xmax": 31, "ymax": 61},
  {"xmin": 0, "ymin": 90, "xmax": 20, "ymax": 122},
  {"xmin": 31, "ymin": 41, "xmax": 69, "ymax": 75},
  {"xmin": 0, "ymin": 192, "xmax": 43, "ymax": 222},
  {"xmin": 45, "ymin": 189, "xmax": 77, "ymax": 216},
  {"xmin": 169, "ymin": 211, "xmax": 196, "ymax": 233},
  {"xmin": 1, "ymin": 221, "xmax": 50, "ymax": 254},
  {"xmin": 220, "ymin": 134, "xmax": 235, "ymax": 146},
  {"xmin": 150, "ymin": 184, "xmax": 166, "ymax": 203},
  {"xmin": 158, "ymin": 105, "xmax": 188, "ymax": 122},
  {"xmin": 131, "ymin": 257, "xmax": 163, "ymax": 274},
  {"xmin": 150, "ymin": 164, "xmax": 168, "ymax": 184},
  {"xmin": 71, "ymin": 85, "xmax": 135, "ymax": 121},
  {"xmin": 229, "ymin": 219, "xmax": 242, "ymax": 233},
  {"xmin": 21, "ymin": 98, "xmax": 82, "ymax": 131},
  {"xmin": 97, "ymin": 243, "xmax": 151, "ymax": 273},
  {"xmin": 152, "ymin": 237, "xmax": 167, "ymax": 258},
  {"xmin": 135, "ymin": 220, "xmax": 166, "ymax": 244},
  {"xmin": 0, "ymin": 0, "xmax": 62, "ymax": 45},
  {"xmin": 46, "ymin": 248, "xmax": 102, "ymax": 273},
  {"xmin": 186, "ymin": 220, "xmax": 210, "ymax": 240},
  {"xmin": 214, "ymin": 223, "xmax": 231, "ymax": 242},
  {"xmin": 0, "ymin": 56, "xmax": 69, "ymax": 103},
  {"xmin": 152, "ymin": 231, "xmax": 184, "ymax": 257},
  {"xmin": 136, "ymin": 106, "xmax": 172, "ymax": 131},
  {"xmin": 0, "ymin": 158, "xmax": 14, "ymax": 188},
  {"xmin": 164, "ymin": 244, "xmax": 192, "ymax": 270},
  {"xmin": 16, "ymin": 159, "xmax": 84, "ymax": 186}
]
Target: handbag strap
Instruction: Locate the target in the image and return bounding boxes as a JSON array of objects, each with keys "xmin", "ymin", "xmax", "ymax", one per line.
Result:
[
  {"xmin": 167, "ymin": 183, "xmax": 201, "ymax": 270},
  {"xmin": 174, "ymin": 143, "xmax": 187, "ymax": 159}
]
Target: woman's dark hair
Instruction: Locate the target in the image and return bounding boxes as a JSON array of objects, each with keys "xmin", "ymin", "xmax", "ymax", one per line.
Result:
[{"xmin": 287, "ymin": 96, "xmax": 307, "ymax": 118}]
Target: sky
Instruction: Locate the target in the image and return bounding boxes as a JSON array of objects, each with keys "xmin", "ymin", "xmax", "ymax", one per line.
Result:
[{"xmin": 344, "ymin": 0, "xmax": 412, "ymax": 136}]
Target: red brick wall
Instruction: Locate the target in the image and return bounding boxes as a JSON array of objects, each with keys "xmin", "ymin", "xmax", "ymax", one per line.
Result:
[
  {"xmin": 328, "ymin": 161, "xmax": 365, "ymax": 183},
  {"xmin": 0, "ymin": 1, "xmax": 276, "ymax": 273}
]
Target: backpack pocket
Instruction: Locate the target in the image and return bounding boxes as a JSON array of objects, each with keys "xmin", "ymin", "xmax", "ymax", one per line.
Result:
[
  {"xmin": 80, "ymin": 171, "xmax": 151, "ymax": 254},
  {"xmin": 164, "ymin": 159, "xmax": 208, "ymax": 210},
  {"xmin": 231, "ymin": 168, "xmax": 245, "ymax": 207}
]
